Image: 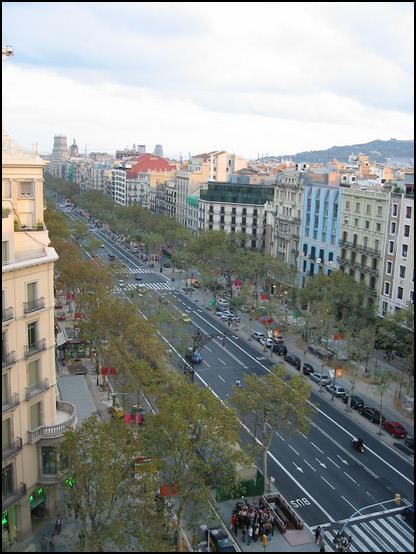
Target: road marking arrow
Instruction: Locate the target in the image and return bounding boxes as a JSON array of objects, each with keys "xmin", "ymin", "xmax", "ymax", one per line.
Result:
[
  {"xmin": 315, "ymin": 457, "xmax": 327, "ymax": 468},
  {"xmin": 337, "ymin": 454, "xmax": 349, "ymax": 465},
  {"xmin": 292, "ymin": 461, "xmax": 303, "ymax": 472}
]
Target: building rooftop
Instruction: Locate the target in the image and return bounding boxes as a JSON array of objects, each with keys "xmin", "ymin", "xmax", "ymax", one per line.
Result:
[{"xmin": 126, "ymin": 153, "xmax": 176, "ymax": 177}]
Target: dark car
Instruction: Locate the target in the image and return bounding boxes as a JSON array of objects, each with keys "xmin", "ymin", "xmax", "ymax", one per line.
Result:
[
  {"xmin": 342, "ymin": 395, "xmax": 364, "ymax": 410},
  {"xmin": 402, "ymin": 505, "xmax": 414, "ymax": 528},
  {"xmin": 381, "ymin": 420, "xmax": 408, "ymax": 438},
  {"xmin": 284, "ymin": 354, "xmax": 301, "ymax": 370},
  {"xmin": 404, "ymin": 436, "xmax": 414, "ymax": 450},
  {"xmin": 206, "ymin": 528, "xmax": 236, "ymax": 552},
  {"xmin": 302, "ymin": 362, "xmax": 315, "ymax": 375},
  {"xmin": 272, "ymin": 343, "xmax": 287, "ymax": 356},
  {"xmin": 185, "ymin": 347, "xmax": 202, "ymax": 364},
  {"xmin": 135, "ymin": 274, "xmax": 142, "ymax": 280},
  {"xmin": 357, "ymin": 406, "xmax": 385, "ymax": 424}
]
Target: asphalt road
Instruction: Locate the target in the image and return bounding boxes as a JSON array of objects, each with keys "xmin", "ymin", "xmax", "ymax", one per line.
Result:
[{"xmin": 65, "ymin": 207, "xmax": 414, "ymax": 531}]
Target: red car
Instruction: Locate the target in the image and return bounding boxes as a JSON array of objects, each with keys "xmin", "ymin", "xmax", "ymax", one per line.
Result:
[{"xmin": 381, "ymin": 421, "xmax": 408, "ymax": 438}]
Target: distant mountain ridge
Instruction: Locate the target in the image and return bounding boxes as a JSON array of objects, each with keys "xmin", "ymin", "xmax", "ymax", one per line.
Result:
[{"xmin": 265, "ymin": 139, "xmax": 414, "ymax": 164}]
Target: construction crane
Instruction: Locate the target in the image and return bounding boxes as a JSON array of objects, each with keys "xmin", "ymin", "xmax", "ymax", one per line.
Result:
[{"xmin": 2, "ymin": 45, "xmax": 14, "ymax": 61}]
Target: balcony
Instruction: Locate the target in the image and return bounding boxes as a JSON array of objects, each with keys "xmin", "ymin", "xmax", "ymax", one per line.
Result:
[
  {"xmin": 2, "ymin": 482, "xmax": 27, "ymax": 511},
  {"xmin": 2, "ymin": 392, "xmax": 20, "ymax": 413},
  {"xmin": 2, "ymin": 306, "xmax": 14, "ymax": 323},
  {"xmin": 291, "ymin": 249, "xmax": 299, "ymax": 255},
  {"xmin": 2, "ymin": 350, "xmax": 16, "ymax": 368},
  {"xmin": 25, "ymin": 378, "xmax": 49, "ymax": 400},
  {"xmin": 2, "ymin": 437, "xmax": 23, "ymax": 461},
  {"xmin": 27, "ymin": 400, "xmax": 77, "ymax": 444},
  {"xmin": 24, "ymin": 338, "xmax": 46, "ymax": 357},
  {"xmin": 24, "ymin": 297, "xmax": 45, "ymax": 314},
  {"xmin": 339, "ymin": 239, "xmax": 380, "ymax": 257}
]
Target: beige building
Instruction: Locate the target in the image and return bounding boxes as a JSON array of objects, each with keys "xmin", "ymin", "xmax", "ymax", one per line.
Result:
[
  {"xmin": 380, "ymin": 192, "xmax": 414, "ymax": 317},
  {"xmin": 2, "ymin": 128, "xmax": 77, "ymax": 542},
  {"xmin": 265, "ymin": 169, "xmax": 306, "ymax": 268},
  {"xmin": 192, "ymin": 151, "xmax": 248, "ymax": 182},
  {"xmin": 176, "ymin": 163, "xmax": 210, "ymax": 228},
  {"xmin": 338, "ymin": 188, "xmax": 388, "ymax": 311}
]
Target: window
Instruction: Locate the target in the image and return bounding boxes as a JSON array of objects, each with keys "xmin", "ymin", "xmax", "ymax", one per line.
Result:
[
  {"xmin": 220, "ymin": 206, "xmax": 224, "ymax": 214},
  {"xmin": 342, "ymin": 231, "xmax": 347, "ymax": 242},
  {"xmin": 377, "ymin": 206, "xmax": 382, "ymax": 216},
  {"xmin": 366, "ymin": 204, "xmax": 371, "ymax": 214},
  {"xmin": 2, "ymin": 241, "xmax": 9, "ymax": 264},
  {"xmin": 345, "ymin": 201, "xmax": 350, "ymax": 210},
  {"xmin": 19, "ymin": 181, "xmax": 33, "ymax": 197},
  {"xmin": 384, "ymin": 282, "xmax": 390, "ymax": 295},
  {"xmin": 376, "ymin": 223, "xmax": 381, "ymax": 232},
  {"xmin": 402, "ymin": 244, "xmax": 408, "ymax": 258},
  {"xmin": 355, "ymin": 202, "xmax": 360, "ymax": 213},
  {"xmin": 392, "ymin": 204, "xmax": 398, "ymax": 217},
  {"xmin": 220, "ymin": 215, "xmax": 224, "ymax": 224},
  {"xmin": 365, "ymin": 220, "xmax": 370, "ymax": 229},
  {"xmin": 390, "ymin": 221, "xmax": 396, "ymax": 235},
  {"xmin": 231, "ymin": 216, "xmax": 236, "ymax": 224},
  {"xmin": 328, "ymin": 251, "xmax": 333, "ymax": 262},
  {"xmin": 360, "ymin": 272, "xmax": 365, "ymax": 282},
  {"xmin": 209, "ymin": 215, "xmax": 213, "ymax": 223},
  {"xmin": 382, "ymin": 301, "xmax": 388, "ymax": 314},
  {"xmin": 208, "ymin": 224, "xmax": 213, "ymax": 230},
  {"xmin": 242, "ymin": 217, "xmax": 246, "ymax": 226},
  {"xmin": 397, "ymin": 287, "xmax": 403, "ymax": 300},
  {"xmin": 253, "ymin": 218, "xmax": 257, "ymax": 227},
  {"xmin": 231, "ymin": 226, "xmax": 235, "ymax": 233},
  {"xmin": 344, "ymin": 217, "xmax": 349, "ymax": 225},
  {"xmin": 42, "ymin": 446, "xmax": 57, "ymax": 475},
  {"xmin": 242, "ymin": 208, "xmax": 247, "ymax": 216},
  {"xmin": 27, "ymin": 359, "xmax": 39, "ymax": 387},
  {"xmin": 253, "ymin": 209, "xmax": 258, "ymax": 216},
  {"xmin": 251, "ymin": 240, "xmax": 256, "ymax": 248},
  {"xmin": 29, "ymin": 401, "xmax": 41, "ymax": 430},
  {"xmin": 388, "ymin": 241, "xmax": 394, "ymax": 254},
  {"xmin": 374, "ymin": 239, "xmax": 380, "ymax": 251},
  {"xmin": 404, "ymin": 225, "xmax": 410, "ymax": 237},
  {"xmin": 399, "ymin": 266, "xmax": 406, "ymax": 279},
  {"xmin": 3, "ymin": 179, "xmax": 11, "ymax": 198},
  {"xmin": 209, "ymin": 205, "xmax": 213, "ymax": 213},
  {"xmin": 232, "ymin": 207, "xmax": 236, "ymax": 215},
  {"xmin": 386, "ymin": 261, "xmax": 392, "ymax": 275},
  {"xmin": 410, "ymin": 291, "xmax": 414, "ymax": 304},
  {"xmin": 354, "ymin": 218, "xmax": 359, "ymax": 227},
  {"xmin": 405, "ymin": 206, "xmax": 412, "ymax": 219},
  {"xmin": 27, "ymin": 321, "xmax": 38, "ymax": 347}
]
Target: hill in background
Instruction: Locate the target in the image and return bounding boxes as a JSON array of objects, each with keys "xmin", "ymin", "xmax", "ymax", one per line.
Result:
[{"xmin": 261, "ymin": 139, "xmax": 414, "ymax": 164}]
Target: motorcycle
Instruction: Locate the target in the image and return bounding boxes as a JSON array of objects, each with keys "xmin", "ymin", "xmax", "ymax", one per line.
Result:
[{"xmin": 352, "ymin": 438, "xmax": 364, "ymax": 453}]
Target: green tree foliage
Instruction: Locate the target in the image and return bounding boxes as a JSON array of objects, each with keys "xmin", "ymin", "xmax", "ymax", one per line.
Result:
[
  {"xmin": 141, "ymin": 381, "xmax": 249, "ymax": 550},
  {"xmin": 230, "ymin": 364, "xmax": 316, "ymax": 489}
]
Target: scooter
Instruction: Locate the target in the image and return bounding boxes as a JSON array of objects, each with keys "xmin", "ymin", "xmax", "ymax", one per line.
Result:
[{"xmin": 352, "ymin": 438, "xmax": 364, "ymax": 453}]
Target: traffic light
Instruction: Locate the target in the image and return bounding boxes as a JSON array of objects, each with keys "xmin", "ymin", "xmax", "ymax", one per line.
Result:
[{"xmin": 395, "ymin": 493, "xmax": 401, "ymax": 505}]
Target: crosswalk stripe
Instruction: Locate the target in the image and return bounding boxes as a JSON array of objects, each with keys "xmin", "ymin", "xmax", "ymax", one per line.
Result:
[
  {"xmin": 381, "ymin": 517, "xmax": 414, "ymax": 549},
  {"xmin": 386, "ymin": 515, "xmax": 414, "ymax": 542},
  {"xmin": 368, "ymin": 519, "xmax": 408, "ymax": 551}
]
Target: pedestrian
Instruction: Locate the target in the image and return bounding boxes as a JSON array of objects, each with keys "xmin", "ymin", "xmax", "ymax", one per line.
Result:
[
  {"xmin": 247, "ymin": 525, "xmax": 253, "ymax": 545},
  {"xmin": 230, "ymin": 513, "xmax": 236, "ymax": 531},
  {"xmin": 79, "ymin": 529, "xmax": 86, "ymax": 548},
  {"xmin": 319, "ymin": 533, "xmax": 325, "ymax": 552},
  {"xmin": 242, "ymin": 525, "xmax": 247, "ymax": 543},
  {"xmin": 55, "ymin": 515, "xmax": 63, "ymax": 534},
  {"xmin": 49, "ymin": 534, "xmax": 56, "ymax": 552},
  {"xmin": 253, "ymin": 522, "xmax": 260, "ymax": 542},
  {"xmin": 40, "ymin": 534, "xmax": 47, "ymax": 552},
  {"xmin": 315, "ymin": 525, "xmax": 321, "ymax": 543}
]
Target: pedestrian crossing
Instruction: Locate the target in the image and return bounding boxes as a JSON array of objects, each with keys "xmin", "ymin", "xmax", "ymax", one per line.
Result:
[
  {"xmin": 320, "ymin": 511, "xmax": 414, "ymax": 552},
  {"xmin": 115, "ymin": 282, "xmax": 174, "ymax": 292},
  {"xmin": 126, "ymin": 266, "xmax": 152, "ymax": 274}
]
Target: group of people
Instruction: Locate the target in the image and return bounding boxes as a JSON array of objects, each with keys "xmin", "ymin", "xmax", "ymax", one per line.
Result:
[
  {"xmin": 230, "ymin": 500, "xmax": 276, "ymax": 545},
  {"xmin": 39, "ymin": 515, "xmax": 63, "ymax": 552}
]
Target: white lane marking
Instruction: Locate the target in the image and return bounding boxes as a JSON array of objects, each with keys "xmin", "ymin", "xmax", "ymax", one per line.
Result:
[
  {"xmin": 321, "ymin": 476, "xmax": 335, "ymax": 490},
  {"xmin": 343, "ymin": 472, "xmax": 358, "ymax": 484},
  {"xmin": 304, "ymin": 459, "xmax": 316, "ymax": 472},
  {"xmin": 275, "ymin": 431, "xmax": 284, "ymax": 440},
  {"xmin": 310, "ymin": 442, "xmax": 324, "ymax": 454},
  {"xmin": 288, "ymin": 444, "xmax": 299, "ymax": 456},
  {"xmin": 217, "ymin": 375, "xmax": 225, "ymax": 382},
  {"xmin": 327, "ymin": 457, "xmax": 340, "ymax": 469},
  {"xmin": 203, "ymin": 360, "xmax": 210, "ymax": 368},
  {"xmin": 218, "ymin": 358, "xmax": 226, "ymax": 365},
  {"xmin": 205, "ymin": 346, "xmax": 212, "ymax": 352},
  {"xmin": 341, "ymin": 496, "xmax": 357, "ymax": 511}
]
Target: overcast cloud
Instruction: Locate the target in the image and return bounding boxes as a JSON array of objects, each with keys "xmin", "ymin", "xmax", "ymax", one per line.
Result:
[{"xmin": 2, "ymin": 2, "xmax": 414, "ymax": 159}]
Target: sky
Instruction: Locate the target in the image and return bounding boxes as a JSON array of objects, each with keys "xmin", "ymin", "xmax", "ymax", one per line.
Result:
[{"xmin": 2, "ymin": 2, "xmax": 414, "ymax": 160}]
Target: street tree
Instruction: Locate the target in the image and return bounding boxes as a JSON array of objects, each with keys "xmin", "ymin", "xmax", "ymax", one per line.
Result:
[
  {"xmin": 230, "ymin": 364, "xmax": 316, "ymax": 491},
  {"xmin": 59, "ymin": 415, "xmax": 167, "ymax": 552},
  {"xmin": 370, "ymin": 368, "xmax": 396, "ymax": 436},
  {"xmin": 141, "ymin": 380, "xmax": 249, "ymax": 552}
]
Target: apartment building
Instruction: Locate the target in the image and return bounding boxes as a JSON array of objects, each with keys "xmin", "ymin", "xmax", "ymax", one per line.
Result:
[
  {"xmin": 299, "ymin": 184, "xmax": 342, "ymax": 287},
  {"xmin": 112, "ymin": 163, "xmax": 131, "ymax": 206},
  {"xmin": 199, "ymin": 178, "xmax": 274, "ymax": 250},
  {"xmin": 380, "ymin": 191, "xmax": 414, "ymax": 316},
  {"xmin": 154, "ymin": 179, "xmax": 176, "ymax": 218},
  {"xmin": 338, "ymin": 188, "xmax": 388, "ymax": 310},
  {"xmin": 193, "ymin": 151, "xmax": 248, "ymax": 181},
  {"xmin": 176, "ymin": 163, "xmax": 210, "ymax": 228},
  {"xmin": 2, "ymin": 129, "xmax": 77, "ymax": 541},
  {"xmin": 265, "ymin": 169, "xmax": 306, "ymax": 269}
]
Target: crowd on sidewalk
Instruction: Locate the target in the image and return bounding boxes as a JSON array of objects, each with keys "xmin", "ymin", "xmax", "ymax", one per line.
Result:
[{"xmin": 230, "ymin": 500, "xmax": 276, "ymax": 546}]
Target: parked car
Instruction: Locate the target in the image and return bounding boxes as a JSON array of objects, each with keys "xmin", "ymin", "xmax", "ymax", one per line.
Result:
[
  {"xmin": 220, "ymin": 311, "xmax": 235, "ymax": 321},
  {"xmin": 206, "ymin": 528, "xmax": 236, "ymax": 552},
  {"xmin": 357, "ymin": 406, "xmax": 385, "ymax": 424},
  {"xmin": 284, "ymin": 354, "xmax": 301, "ymax": 370},
  {"xmin": 326, "ymin": 384, "xmax": 347, "ymax": 398},
  {"xmin": 135, "ymin": 274, "xmax": 142, "ymax": 280},
  {"xmin": 272, "ymin": 343, "xmax": 287, "ymax": 356},
  {"xmin": 381, "ymin": 420, "xmax": 408, "ymax": 438},
  {"xmin": 118, "ymin": 280, "xmax": 125, "ymax": 287},
  {"xmin": 404, "ymin": 436, "xmax": 414, "ymax": 450},
  {"xmin": 181, "ymin": 313, "xmax": 191, "ymax": 324},
  {"xmin": 108, "ymin": 253, "xmax": 115, "ymax": 260},
  {"xmin": 272, "ymin": 336, "xmax": 285, "ymax": 344},
  {"xmin": 251, "ymin": 331, "xmax": 265, "ymax": 342},
  {"xmin": 259, "ymin": 337, "xmax": 273, "ymax": 348},
  {"xmin": 217, "ymin": 299, "xmax": 230, "ymax": 309},
  {"xmin": 309, "ymin": 372, "xmax": 331, "ymax": 386},
  {"xmin": 302, "ymin": 362, "xmax": 315, "ymax": 375},
  {"xmin": 342, "ymin": 395, "xmax": 364, "ymax": 410}
]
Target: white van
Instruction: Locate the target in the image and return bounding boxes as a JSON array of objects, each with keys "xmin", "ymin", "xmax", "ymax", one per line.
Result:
[{"xmin": 217, "ymin": 298, "xmax": 230, "ymax": 310}]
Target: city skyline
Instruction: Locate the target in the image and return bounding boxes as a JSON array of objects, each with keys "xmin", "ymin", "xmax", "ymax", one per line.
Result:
[{"xmin": 2, "ymin": 2, "xmax": 414, "ymax": 159}]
